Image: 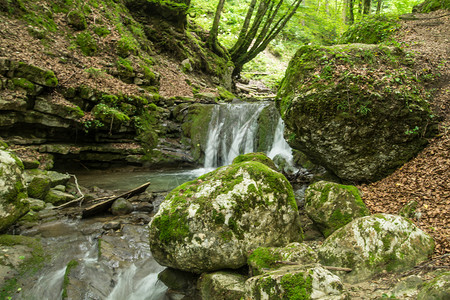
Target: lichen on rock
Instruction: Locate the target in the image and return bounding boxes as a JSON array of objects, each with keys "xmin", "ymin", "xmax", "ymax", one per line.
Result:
[
  {"xmin": 148, "ymin": 160, "xmax": 303, "ymax": 273},
  {"xmin": 244, "ymin": 264, "xmax": 347, "ymax": 300},
  {"xmin": 304, "ymin": 181, "xmax": 369, "ymax": 237},
  {"xmin": 318, "ymin": 214, "xmax": 435, "ymax": 282},
  {"xmin": 0, "ymin": 149, "xmax": 29, "ymax": 231}
]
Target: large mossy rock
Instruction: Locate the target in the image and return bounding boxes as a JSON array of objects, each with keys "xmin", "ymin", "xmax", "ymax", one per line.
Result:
[
  {"xmin": 148, "ymin": 161, "xmax": 303, "ymax": 273},
  {"xmin": 413, "ymin": 0, "xmax": 450, "ymax": 13},
  {"xmin": 244, "ymin": 265, "xmax": 347, "ymax": 300},
  {"xmin": 318, "ymin": 214, "xmax": 434, "ymax": 282},
  {"xmin": 304, "ymin": 181, "xmax": 369, "ymax": 237},
  {"xmin": 276, "ymin": 44, "xmax": 438, "ymax": 182},
  {"xmin": 0, "ymin": 150, "xmax": 29, "ymax": 231}
]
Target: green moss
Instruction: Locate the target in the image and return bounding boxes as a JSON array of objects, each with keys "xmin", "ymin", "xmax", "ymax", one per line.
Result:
[
  {"xmin": 44, "ymin": 70, "xmax": 58, "ymax": 87},
  {"xmin": 0, "ymin": 235, "xmax": 47, "ymax": 299},
  {"xmin": 67, "ymin": 10, "xmax": 87, "ymax": 30},
  {"xmin": 117, "ymin": 36, "xmax": 138, "ymax": 57},
  {"xmin": 340, "ymin": 15, "xmax": 401, "ymax": 45},
  {"xmin": 12, "ymin": 77, "xmax": 35, "ymax": 94},
  {"xmin": 76, "ymin": 32, "xmax": 97, "ymax": 56},
  {"xmin": 93, "ymin": 25, "xmax": 110, "ymax": 37},
  {"xmin": 232, "ymin": 152, "xmax": 277, "ymax": 170},
  {"xmin": 152, "ymin": 211, "xmax": 190, "ymax": 243},
  {"xmin": 217, "ymin": 86, "xmax": 236, "ymax": 101},
  {"xmin": 62, "ymin": 259, "xmax": 79, "ymax": 299},
  {"xmin": 280, "ymin": 272, "xmax": 313, "ymax": 300},
  {"xmin": 248, "ymin": 247, "xmax": 282, "ymax": 275}
]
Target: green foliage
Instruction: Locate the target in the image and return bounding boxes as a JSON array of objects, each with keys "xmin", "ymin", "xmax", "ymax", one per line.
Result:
[
  {"xmin": 413, "ymin": 0, "xmax": 450, "ymax": 12},
  {"xmin": 76, "ymin": 32, "xmax": 98, "ymax": 56},
  {"xmin": 340, "ymin": 14, "xmax": 401, "ymax": 44},
  {"xmin": 93, "ymin": 25, "xmax": 110, "ymax": 37},
  {"xmin": 67, "ymin": 10, "xmax": 87, "ymax": 30},
  {"xmin": 117, "ymin": 36, "xmax": 139, "ymax": 57}
]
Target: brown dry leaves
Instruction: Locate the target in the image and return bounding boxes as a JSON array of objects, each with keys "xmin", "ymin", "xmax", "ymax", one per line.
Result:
[{"xmin": 359, "ymin": 10, "xmax": 450, "ymax": 266}]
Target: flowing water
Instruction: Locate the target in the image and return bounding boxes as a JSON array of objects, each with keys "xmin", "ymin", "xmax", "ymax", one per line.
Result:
[{"xmin": 21, "ymin": 102, "xmax": 296, "ymax": 299}]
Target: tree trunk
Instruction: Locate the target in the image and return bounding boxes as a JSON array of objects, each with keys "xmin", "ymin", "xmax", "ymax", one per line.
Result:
[
  {"xmin": 208, "ymin": 0, "xmax": 226, "ymax": 55},
  {"xmin": 363, "ymin": 0, "xmax": 371, "ymax": 14},
  {"xmin": 376, "ymin": 0, "xmax": 382, "ymax": 14}
]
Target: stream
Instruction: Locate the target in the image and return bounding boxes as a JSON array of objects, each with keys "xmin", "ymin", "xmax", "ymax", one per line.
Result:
[{"xmin": 15, "ymin": 102, "xmax": 298, "ymax": 299}]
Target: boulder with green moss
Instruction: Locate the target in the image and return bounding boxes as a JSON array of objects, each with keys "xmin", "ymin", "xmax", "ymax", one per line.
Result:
[
  {"xmin": 304, "ymin": 181, "xmax": 369, "ymax": 238},
  {"xmin": 0, "ymin": 150, "xmax": 29, "ymax": 232},
  {"xmin": 197, "ymin": 271, "xmax": 246, "ymax": 300},
  {"xmin": 232, "ymin": 152, "xmax": 277, "ymax": 171},
  {"xmin": 277, "ymin": 44, "xmax": 439, "ymax": 182},
  {"xmin": 27, "ymin": 175, "xmax": 51, "ymax": 200},
  {"xmin": 417, "ymin": 272, "xmax": 450, "ymax": 300},
  {"xmin": 318, "ymin": 214, "xmax": 434, "ymax": 283},
  {"xmin": 244, "ymin": 264, "xmax": 347, "ymax": 300},
  {"xmin": 44, "ymin": 188, "xmax": 76, "ymax": 205},
  {"xmin": 248, "ymin": 242, "xmax": 318, "ymax": 276},
  {"xmin": 149, "ymin": 161, "xmax": 302, "ymax": 273}
]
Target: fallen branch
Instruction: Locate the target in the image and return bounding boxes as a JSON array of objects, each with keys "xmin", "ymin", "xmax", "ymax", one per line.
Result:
[
  {"xmin": 274, "ymin": 261, "xmax": 352, "ymax": 272},
  {"xmin": 81, "ymin": 181, "xmax": 151, "ymax": 218},
  {"xmin": 402, "ymin": 253, "xmax": 450, "ymax": 277},
  {"xmin": 54, "ymin": 174, "xmax": 85, "ymax": 209}
]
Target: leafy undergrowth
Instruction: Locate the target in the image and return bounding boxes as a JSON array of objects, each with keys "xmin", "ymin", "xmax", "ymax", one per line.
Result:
[{"xmin": 359, "ymin": 10, "xmax": 449, "ymax": 266}]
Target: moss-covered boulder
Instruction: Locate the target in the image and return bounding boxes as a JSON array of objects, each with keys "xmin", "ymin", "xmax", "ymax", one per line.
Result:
[
  {"xmin": 417, "ymin": 272, "xmax": 450, "ymax": 300},
  {"xmin": 27, "ymin": 175, "xmax": 51, "ymax": 200},
  {"xmin": 304, "ymin": 181, "xmax": 369, "ymax": 238},
  {"xmin": 248, "ymin": 243, "xmax": 318, "ymax": 276},
  {"xmin": 148, "ymin": 161, "xmax": 302, "ymax": 273},
  {"xmin": 197, "ymin": 271, "xmax": 246, "ymax": 300},
  {"xmin": 111, "ymin": 198, "xmax": 133, "ymax": 215},
  {"xmin": 244, "ymin": 265, "xmax": 347, "ymax": 300},
  {"xmin": 232, "ymin": 152, "xmax": 277, "ymax": 171},
  {"xmin": 44, "ymin": 189, "xmax": 76, "ymax": 205},
  {"xmin": 318, "ymin": 214, "xmax": 434, "ymax": 283},
  {"xmin": 0, "ymin": 150, "xmax": 29, "ymax": 232},
  {"xmin": 276, "ymin": 44, "xmax": 438, "ymax": 182}
]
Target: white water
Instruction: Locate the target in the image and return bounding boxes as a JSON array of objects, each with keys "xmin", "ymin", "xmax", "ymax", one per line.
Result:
[
  {"xmin": 107, "ymin": 259, "xmax": 167, "ymax": 300},
  {"xmin": 204, "ymin": 102, "xmax": 295, "ymax": 170}
]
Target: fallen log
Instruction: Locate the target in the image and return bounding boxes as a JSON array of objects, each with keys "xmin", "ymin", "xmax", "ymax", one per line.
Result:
[{"xmin": 81, "ymin": 182, "xmax": 151, "ymax": 218}]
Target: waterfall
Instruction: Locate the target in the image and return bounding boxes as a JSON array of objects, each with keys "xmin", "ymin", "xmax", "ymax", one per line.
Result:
[
  {"xmin": 203, "ymin": 102, "xmax": 295, "ymax": 170},
  {"xmin": 267, "ymin": 117, "xmax": 295, "ymax": 166},
  {"xmin": 204, "ymin": 103, "xmax": 268, "ymax": 168}
]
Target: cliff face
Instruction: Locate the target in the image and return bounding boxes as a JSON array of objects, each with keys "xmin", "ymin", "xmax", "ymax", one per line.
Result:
[{"xmin": 0, "ymin": 0, "xmax": 233, "ymax": 169}]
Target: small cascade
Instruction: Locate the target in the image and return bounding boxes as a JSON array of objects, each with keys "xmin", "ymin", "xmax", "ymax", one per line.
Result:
[
  {"xmin": 203, "ymin": 102, "xmax": 296, "ymax": 171},
  {"xmin": 204, "ymin": 102, "xmax": 268, "ymax": 167},
  {"xmin": 267, "ymin": 117, "xmax": 295, "ymax": 167}
]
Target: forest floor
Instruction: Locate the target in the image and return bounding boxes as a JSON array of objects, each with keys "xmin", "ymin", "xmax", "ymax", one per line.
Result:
[{"xmin": 359, "ymin": 9, "xmax": 449, "ymax": 266}]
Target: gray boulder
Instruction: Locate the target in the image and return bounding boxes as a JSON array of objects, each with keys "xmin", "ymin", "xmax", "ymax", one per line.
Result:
[
  {"xmin": 276, "ymin": 44, "xmax": 438, "ymax": 182},
  {"xmin": 197, "ymin": 271, "xmax": 246, "ymax": 300},
  {"xmin": 0, "ymin": 150, "xmax": 29, "ymax": 231},
  {"xmin": 244, "ymin": 264, "xmax": 347, "ymax": 300},
  {"xmin": 417, "ymin": 272, "xmax": 450, "ymax": 300},
  {"xmin": 304, "ymin": 181, "xmax": 369, "ymax": 237},
  {"xmin": 318, "ymin": 214, "xmax": 435, "ymax": 282},
  {"xmin": 111, "ymin": 198, "xmax": 133, "ymax": 216},
  {"xmin": 149, "ymin": 161, "xmax": 303, "ymax": 273}
]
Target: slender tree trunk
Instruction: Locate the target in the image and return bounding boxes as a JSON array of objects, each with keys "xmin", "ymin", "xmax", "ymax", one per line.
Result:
[
  {"xmin": 349, "ymin": 0, "xmax": 354, "ymax": 23},
  {"xmin": 376, "ymin": 0, "xmax": 382, "ymax": 14},
  {"xmin": 363, "ymin": 0, "xmax": 371, "ymax": 15},
  {"xmin": 208, "ymin": 0, "xmax": 226, "ymax": 53}
]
